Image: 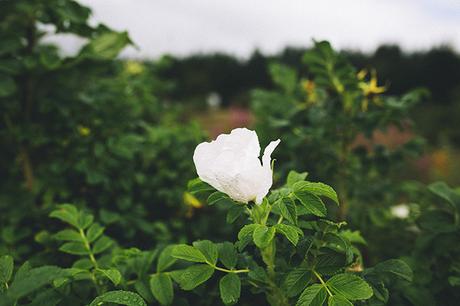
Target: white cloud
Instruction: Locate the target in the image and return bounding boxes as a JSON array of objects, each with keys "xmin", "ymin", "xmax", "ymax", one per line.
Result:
[{"xmin": 54, "ymin": 0, "xmax": 460, "ymax": 58}]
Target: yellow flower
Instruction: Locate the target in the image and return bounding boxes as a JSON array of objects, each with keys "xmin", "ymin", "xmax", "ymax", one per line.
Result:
[
  {"xmin": 124, "ymin": 60, "xmax": 144, "ymax": 75},
  {"xmin": 358, "ymin": 69, "xmax": 386, "ymax": 96},
  {"xmin": 183, "ymin": 192, "xmax": 203, "ymax": 209},
  {"xmin": 77, "ymin": 125, "xmax": 91, "ymax": 137}
]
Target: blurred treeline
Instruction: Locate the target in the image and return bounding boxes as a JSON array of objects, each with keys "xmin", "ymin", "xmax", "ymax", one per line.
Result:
[{"xmin": 159, "ymin": 46, "xmax": 460, "ymax": 145}]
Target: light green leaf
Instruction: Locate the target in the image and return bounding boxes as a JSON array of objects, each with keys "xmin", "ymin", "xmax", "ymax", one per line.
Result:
[
  {"xmin": 150, "ymin": 273, "xmax": 173, "ymax": 305},
  {"xmin": 287, "ymin": 170, "xmax": 308, "ymax": 187},
  {"xmin": 296, "ymin": 284, "xmax": 327, "ymax": 306},
  {"xmin": 327, "ymin": 273, "xmax": 373, "ymax": 300},
  {"xmin": 80, "ymin": 31, "xmax": 131, "ymax": 60},
  {"xmin": 89, "ymin": 290, "xmax": 146, "ymax": 306},
  {"xmin": 294, "ymin": 191, "xmax": 327, "ymax": 217},
  {"xmin": 9, "ymin": 266, "xmax": 68, "ymax": 299},
  {"xmin": 253, "ymin": 225, "xmax": 276, "ymax": 249},
  {"xmin": 98, "ymin": 268, "xmax": 122, "ymax": 286},
  {"xmin": 218, "ymin": 242, "xmax": 238, "ymax": 269},
  {"xmin": 49, "ymin": 204, "xmax": 80, "ymax": 228},
  {"xmin": 293, "ymin": 181, "xmax": 339, "ymax": 205},
  {"xmin": 0, "ymin": 255, "xmax": 13, "ymax": 284},
  {"xmin": 172, "ymin": 244, "xmax": 207, "ymax": 263},
  {"xmin": 93, "ymin": 236, "xmax": 114, "ymax": 254},
  {"xmin": 54, "ymin": 229, "xmax": 82, "ymax": 242},
  {"xmin": 193, "ymin": 240, "xmax": 218, "ymax": 265},
  {"xmin": 219, "ymin": 273, "xmax": 241, "ymax": 305},
  {"xmin": 275, "ymin": 224, "xmax": 300, "ymax": 246},
  {"xmin": 86, "ymin": 223, "xmax": 104, "ymax": 243},
  {"xmin": 276, "ymin": 197, "xmax": 298, "ymax": 225},
  {"xmin": 175, "ymin": 264, "xmax": 214, "ymax": 290},
  {"xmin": 157, "ymin": 245, "xmax": 177, "ymax": 272},
  {"xmin": 328, "ymin": 295, "xmax": 353, "ymax": 306},
  {"xmin": 236, "ymin": 224, "xmax": 258, "ymax": 250},
  {"xmin": 59, "ymin": 242, "xmax": 88, "ymax": 255}
]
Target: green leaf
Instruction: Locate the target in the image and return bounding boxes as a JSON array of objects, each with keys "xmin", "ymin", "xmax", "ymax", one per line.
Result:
[
  {"xmin": 276, "ymin": 197, "xmax": 298, "ymax": 225},
  {"xmin": 86, "ymin": 223, "xmax": 104, "ymax": 243},
  {"xmin": 9, "ymin": 266, "xmax": 68, "ymax": 299},
  {"xmin": 0, "ymin": 255, "xmax": 13, "ymax": 284},
  {"xmin": 54, "ymin": 229, "xmax": 82, "ymax": 242},
  {"xmin": 157, "ymin": 245, "xmax": 177, "ymax": 272},
  {"xmin": 175, "ymin": 264, "xmax": 214, "ymax": 290},
  {"xmin": 150, "ymin": 273, "xmax": 173, "ymax": 305},
  {"xmin": 98, "ymin": 268, "xmax": 122, "ymax": 286},
  {"xmin": 296, "ymin": 284, "xmax": 328, "ymax": 306},
  {"xmin": 89, "ymin": 290, "xmax": 146, "ymax": 306},
  {"xmin": 428, "ymin": 181, "xmax": 460, "ymax": 209},
  {"xmin": 59, "ymin": 242, "xmax": 89, "ymax": 255},
  {"xmin": 275, "ymin": 224, "xmax": 300, "ymax": 246},
  {"xmin": 50, "ymin": 204, "xmax": 80, "ymax": 228},
  {"xmin": 78, "ymin": 213, "xmax": 94, "ymax": 229},
  {"xmin": 172, "ymin": 244, "xmax": 207, "ymax": 263},
  {"xmin": 0, "ymin": 75, "xmax": 16, "ymax": 97},
  {"xmin": 219, "ymin": 273, "xmax": 241, "ymax": 305},
  {"xmin": 193, "ymin": 240, "xmax": 218, "ymax": 265},
  {"xmin": 236, "ymin": 224, "xmax": 258, "ymax": 250},
  {"xmin": 283, "ymin": 267, "xmax": 312, "ymax": 297},
  {"xmin": 253, "ymin": 225, "xmax": 276, "ymax": 248},
  {"xmin": 80, "ymin": 31, "xmax": 131, "ymax": 60},
  {"xmin": 328, "ymin": 295, "xmax": 353, "ymax": 306},
  {"xmin": 287, "ymin": 171, "xmax": 309, "ymax": 187},
  {"xmin": 327, "ymin": 273, "xmax": 373, "ymax": 300},
  {"xmin": 93, "ymin": 236, "xmax": 114, "ymax": 254},
  {"xmin": 373, "ymin": 259, "xmax": 413, "ymax": 282},
  {"xmin": 188, "ymin": 178, "xmax": 214, "ymax": 195},
  {"xmin": 294, "ymin": 191, "xmax": 327, "ymax": 217},
  {"xmin": 293, "ymin": 181, "xmax": 339, "ymax": 205},
  {"xmin": 316, "ymin": 248, "xmax": 347, "ymax": 275},
  {"xmin": 218, "ymin": 242, "xmax": 238, "ymax": 269},
  {"xmin": 208, "ymin": 191, "xmax": 234, "ymax": 206},
  {"xmin": 226, "ymin": 205, "xmax": 245, "ymax": 223}
]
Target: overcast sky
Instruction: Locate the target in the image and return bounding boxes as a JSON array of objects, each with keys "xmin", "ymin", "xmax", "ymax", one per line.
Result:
[{"xmin": 53, "ymin": 0, "xmax": 460, "ymax": 58}]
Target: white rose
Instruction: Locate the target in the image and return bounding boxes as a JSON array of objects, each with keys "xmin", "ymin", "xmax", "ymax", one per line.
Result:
[
  {"xmin": 390, "ymin": 204, "xmax": 410, "ymax": 219},
  {"xmin": 193, "ymin": 128, "xmax": 280, "ymax": 204}
]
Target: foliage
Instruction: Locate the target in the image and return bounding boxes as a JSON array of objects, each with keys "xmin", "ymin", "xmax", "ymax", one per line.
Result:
[
  {"xmin": 251, "ymin": 40, "xmax": 426, "ymax": 261},
  {"xmin": 0, "ymin": 0, "xmax": 204, "ymax": 259}
]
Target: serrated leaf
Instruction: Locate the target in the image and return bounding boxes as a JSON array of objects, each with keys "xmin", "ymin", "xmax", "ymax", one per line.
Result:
[
  {"xmin": 49, "ymin": 204, "xmax": 79, "ymax": 228},
  {"xmin": 193, "ymin": 240, "xmax": 218, "ymax": 265},
  {"xmin": 327, "ymin": 273, "xmax": 373, "ymax": 300},
  {"xmin": 172, "ymin": 244, "xmax": 207, "ymax": 263},
  {"xmin": 284, "ymin": 267, "xmax": 312, "ymax": 297},
  {"xmin": 86, "ymin": 223, "xmax": 104, "ymax": 243},
  {"xmin": 296, "ymin": 284, "xmax": 327, "ymax": 306},
  {"xmin": 54, "ymin": 229, "xmax": 82, "ymax": 242},
  {"xmin": 157, "ymin": 245, "xmax": 177, "ymax": 272},
  {"xmin": 208, "ymin": 191, "xmax": 234, "ymax": 206},
  {"xmin": 219, "ymin": 273, "xmax": 241, "ymax": 305},
  {"xmin": 89, "ymin": 290, "xmax": 146, "ymax": 306},
  {"xmin": 175, "ymin": 264, "xmax": 214, "ymax": 290},
  {"xmin": 253, "ymin": 225, "xmax": 275, "ymax": 248},
  {"xmin": 78, "ymin": 213, "xmax": 94, "ymax": 229},
  {"xmin": 294, "ymin": 191, "xmax": 327, "ymax": 217},
  {"xmin": 93, "ymin": 236, "xmax": 113, "ymax": 254},
  {"xmin": 287, "ymin": 170, "xmax": 309, "ymax": 187},
  {"xmin": 236, "ymin": 224, "xmax": 257, "ymax": 250},
  {"xmin": 227, "ymin": 205, "xmax": 245, "ymax": 223},
  {"xmin": 188, "ymin": 178, "xmax": 214, "ymax": 195},
  {"xmin": 9, "ymin": 266, "xmax": 68, "ymax": 299},
  {"xmin": 59, "ymin": 242, "xmax": 89, "ymax": 255},
  {"xmin": 328, "ymin": 295, "xmax": 353, "ymax": 306},
  {"xmin": 276, "ymin": 197, "xmax": 298, "ymax": 225},
  {"xmin": 0, "ymin": 255, "xmax": 13, "ymax": 283},
  {"xmin": 150, "ymin": 273, "xmax": 173, "ymax": 305},
  {"xmin": 275, "ymin": 224, "xmax": 300, "ymax": 246},
  {"xmin": 218, "ymin": 242, "xmax": 238, "ymax": 269},
  {"xmin": 98, "ymin": 268, "xmax": 122, "ymax": 286},
  {"xmin": 373, "ymin": 259, "xmax": 413, "ymax": 282},
  {"xmin": 294, "ymin": 181, "xmax": 339, "ymax": 205}
]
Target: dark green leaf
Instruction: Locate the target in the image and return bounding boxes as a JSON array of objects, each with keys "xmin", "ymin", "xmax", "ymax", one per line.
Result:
[
  {"xmin": 253, "ymin": 225, "xmax": 275, "ymax": 248},
  {"xmin": 175, "ymin": 264, "xmax": 214, "ymax": 290},
  {"xmin": 0, "ymin": 255, "xmax": 13, "ymax": 284},
  {"xmin": 86, "ymin": 223, "xmax": 104, "ymax": 243},
  {"xmin": 294, "ymin": 191, "xmax": 327, "ymax": 217},
  {"xmin": 218, "ymin": 242, "xmax": 238, "ymax": 269},
  {"xmin": 193, "ymin": 240, "xmax": 218, "ymax": 265},
  {"xmin": 284, "ymin": 267, "xmax": 312, "ymax": 297},
  {"xmin": 54, "ymin": 229, "xmax": 82, "ymax": 242},
  {"xmin": 172, "ymin": 245, "xmax": 207, "ymax": 263},
  {"xmin": 276, "ymin": 197, "xmax": 298, "ymax": 225},
  {"xmin": 296, "ymin": 284, "xmax": 327, "ymax": 306},
  {"xmin": 293, "ymin": 181, "xmax": 339, "ymax": 205},
  {"xmin": 150, "ymin": 273, "xmax": 173, "ymax": 305},
  {"xmin": 93, "ymin": 236, "xmax": 114, "ymax": 254},
  {"xmin": 219, "ymin": 273, "xmax": 241, "ymax": 305},
  {"xmin": 373, "ymin": 259, "xmax": 413, "ymax": 282},
  {"xmin": 327, "ymin": 273, "xmax": 373, "ymax": 300},
  {"xmin": 275, "ymin": 224, "xmax": 300, "ymax": 246},
  {"xmin": 59, "ymin": 242, "xmax": 88, "ymax": 255}
]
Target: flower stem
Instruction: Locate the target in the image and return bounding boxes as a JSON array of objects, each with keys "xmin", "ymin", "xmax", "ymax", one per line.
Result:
[{"xmin": 313, "ymin": 270, "xmax": 333, "ymax": 297}]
